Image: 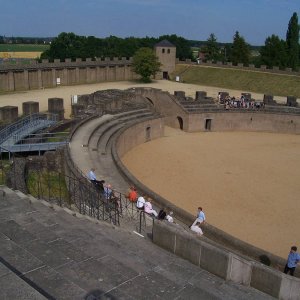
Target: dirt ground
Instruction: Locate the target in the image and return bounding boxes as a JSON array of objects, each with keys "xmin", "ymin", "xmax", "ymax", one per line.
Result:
[
  {"xmin": 122, "ymin": 127, "xmax": 300, "ymax": 259},
  {"xmin": 0, "ymin": 80, "xmax": 287, "ymax": 119},
  {"xmin": 0, "ymin": 80, "xmax": 296, "ymax": 258}
]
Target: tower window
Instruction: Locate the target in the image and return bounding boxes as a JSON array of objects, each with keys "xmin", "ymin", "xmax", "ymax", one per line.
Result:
[
  {"xmin": 162, "ymin": 48, "xmax": 165, "ymax": 53},
  {"xmin": 167, "ymin": 49, "xmax": 170, "ymax": 54}
]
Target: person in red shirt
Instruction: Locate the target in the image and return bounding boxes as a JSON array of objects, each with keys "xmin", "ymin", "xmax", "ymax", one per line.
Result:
[{"xmin": 126, "ymin": 186, "xmax": 137, "ymax": 202}]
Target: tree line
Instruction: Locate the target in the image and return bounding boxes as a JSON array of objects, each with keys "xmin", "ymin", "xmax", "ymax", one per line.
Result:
[
  {"xmin": 40, "ymin": 33, "xmax": 193, "ymax": 61},
  {"xmin": 201, "ymin": 12, "xmax": 300, "ymax": 70}
]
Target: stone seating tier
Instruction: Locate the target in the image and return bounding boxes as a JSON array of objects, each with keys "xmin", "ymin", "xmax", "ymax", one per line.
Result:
[{"xmin": 0, "ymin": 187, "xmax": 274, "ymax": 300}]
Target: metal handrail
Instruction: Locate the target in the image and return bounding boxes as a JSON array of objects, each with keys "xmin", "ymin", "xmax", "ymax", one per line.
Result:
[{"xmin": 0, "ymin": 113, "xmax": 58, "ymax": 145}]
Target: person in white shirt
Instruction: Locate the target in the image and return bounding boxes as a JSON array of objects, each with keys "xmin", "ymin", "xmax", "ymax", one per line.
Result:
[
  {"xmin": 136, "ymin": 196, "xmax": 145, "ymax": 210},
  {"xmin": 190, "ymin": 224, "xmax": 203, "ymax": 236},
  {"xmin": 166, "ymin": 211, "xmax": 174, "ymax": 223},
  {"xmin": 87, "ymin": 168, "xmax": 105, "ymax": 192},
  {"xmin": 144, "ymin": 198, "xmax": 158, "ymax": 217}
]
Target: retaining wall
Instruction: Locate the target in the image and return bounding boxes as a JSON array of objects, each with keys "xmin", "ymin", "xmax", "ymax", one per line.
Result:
[
  {"xmin": 187, "ymin": 111, "xmax": 300, "ymax": 133},
  {"xmin": 153, "ymin": 220, "xmax": 300, "ymax": 300}
]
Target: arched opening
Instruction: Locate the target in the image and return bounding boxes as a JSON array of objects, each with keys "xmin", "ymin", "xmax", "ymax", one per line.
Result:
[
  {"xmin": 177, "ymin": 116, "xmax": 183, "ymax": 130},
  {"xmin": 146, "ymin": 126, "xmax": 151, "ymax": 141}
]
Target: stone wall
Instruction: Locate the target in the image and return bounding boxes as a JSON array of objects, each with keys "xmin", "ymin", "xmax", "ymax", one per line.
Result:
[
  {"xmin": 153, "ymin": 220, "xmax": 300, "ymax": 300},
  {"xmin": 187, "ymin": 111, "xmax": 300, "ymax": 134}
]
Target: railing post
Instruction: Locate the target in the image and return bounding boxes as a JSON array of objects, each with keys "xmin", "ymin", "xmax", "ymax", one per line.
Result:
[{"xmin": 139, "ymin": 211, "xmax": 142, "ymax": 234}]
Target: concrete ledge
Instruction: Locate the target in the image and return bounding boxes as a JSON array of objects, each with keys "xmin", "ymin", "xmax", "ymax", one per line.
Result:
[
  {"xmin": 152, "ymin": 220, "xmax": 300, "ymax": 300},
  {"xmin": 250, "ymin": 263, "xmax": 282, "ymax": 298},
  {"xmin": 200, "ymin": 241, "xmax": 230, "ymax": 280},
  {"xmin": 229, "ymin": 254, "xmax": 252, "ymax": 285},
  {"xmin": 174, "ymin": 228, "xmax": 202, "ymax": 266}
]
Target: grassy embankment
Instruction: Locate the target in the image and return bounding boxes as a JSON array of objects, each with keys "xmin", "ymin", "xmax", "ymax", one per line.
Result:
[
  {"xmin": 171, "ymin": 64, "xmax": 300, "ymax": 98},
  {"xmin": 0, "ymin": 44, "xmax": 49, "ymax": 59}
]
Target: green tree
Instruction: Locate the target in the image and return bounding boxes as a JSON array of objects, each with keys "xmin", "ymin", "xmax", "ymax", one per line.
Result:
[
  {"xmin": 203, "ymin": 33, "xmax": 220, "ymax": 61},
  {"xmin": 132, "ymin": 47, "xmax": 161, "ymax": 82},
  {"xmin": 41, "ymin": 32, "xmax": 85, "ymax": 60},
  {"xmin": 230, "ymin": 31, "xmax": 250, "ymax": 65},
  {"xmin": 260, "ymin": 35, "xmax": 288, "ymax": 68},
  {"xmin": 286, "ymin": 12, "xmax": 299, "ymax": 70}
]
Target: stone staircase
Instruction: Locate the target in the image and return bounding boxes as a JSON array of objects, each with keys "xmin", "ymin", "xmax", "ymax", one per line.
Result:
[{"xmin": 0, "ymin": 186, "xmax": 274, "ymax": 299}]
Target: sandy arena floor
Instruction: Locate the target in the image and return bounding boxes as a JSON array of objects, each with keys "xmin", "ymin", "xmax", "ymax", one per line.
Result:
[
  {"xmin": 122, "ymin": 127, "xmax": 300, "ymax": 259},
  {"xmin": 0, "ymin": 80, "xmax": 297, "ymax": 258}
]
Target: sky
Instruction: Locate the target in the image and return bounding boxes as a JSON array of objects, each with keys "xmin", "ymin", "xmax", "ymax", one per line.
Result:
[{"xmin": 0, "ymin": 0, "xmax": 299, "ymax": 45}]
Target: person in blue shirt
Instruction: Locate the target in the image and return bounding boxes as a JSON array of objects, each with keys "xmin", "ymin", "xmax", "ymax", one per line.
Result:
[
  {"xmin": 191, "ymin": 207, "xmax": 206, "ymax": 228},
  {"xmin": 284, "ymin": 246, "xmax": 300, "ymax": 276}
]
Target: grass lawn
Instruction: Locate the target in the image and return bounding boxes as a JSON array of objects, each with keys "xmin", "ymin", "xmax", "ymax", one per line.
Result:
[
  {"xmin": 26, "ymin": 171, "xmax": 70, "ymax": 204},
  {"xmin": 172, "ymin": 65, "xmax": 300, "ymax": 98}
]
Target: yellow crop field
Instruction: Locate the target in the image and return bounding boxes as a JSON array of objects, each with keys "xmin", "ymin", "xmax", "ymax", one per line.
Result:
[{"xmin": 0, "ymin": 51, "xmax": 42, "ymax": 59}]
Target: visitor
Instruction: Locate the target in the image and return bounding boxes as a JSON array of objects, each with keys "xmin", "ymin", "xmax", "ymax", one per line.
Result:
[
  {"xmin": 136, "ymin": 195, "xmax": 146, "ymax": 210},
  {"xmin": 126, "ymin": 186, "xmax": 137, "ymax": 202},
  {"xmin": 144, "ymin": 198, "xmax": 158, "ymax": 217},
  {"xmin": 166, "ymin": 211, "xmax": 174, "ymax": 223},
  {"xmin": 191, "ymin": 207, "xmax": 206, "ymax": 227},
  {"xmin": 190, "ymin": 223, "xmax": 203, "ymax": 236},
  {"xmin": 104, "ymin": 184, "xmax": 113, "ymax": 200},
  {"xmin": 283, "ymin": 246, "xmax": 300, "ymax": 276},
  {"xmin": 158, "ymin": 208, "xmax": 167, "ymax": 220},
  {"xmin": 87, "ymin": 168, "xmax": 105, "ymax": 192}
]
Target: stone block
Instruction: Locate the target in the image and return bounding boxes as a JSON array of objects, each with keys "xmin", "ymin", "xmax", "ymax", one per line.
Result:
[
  {"xmin": 86, "ymin": 58, "xmax": 92, "ymax": 62},
  {"xmin": 174, "ymin": 231, "xmax": 202, "ymax": 266},
  {"xmin": 261, "ymin": 65, "xmax": 267, "ymax": 70},
  {"xmin": 286, "ymin": 68, "xmax": 292, "ymax": 72},
  {"xmin": 22, "ymin": 101, "xmax": 39, "ymax": 115},
  {"xmin": 71, "ymin": 104, "xmax": 84, "ymax": 116},
  {"xmin": 249, "ymin": 64, "xmax": 255, "ymax": 68},
  {"xmin": 250, "ymin": 263, "xmax": 282, "ymax": 298},
  {"xmin": 263, "ymin": 94, "xmax": 275, "ymax": 105},
  {"xmin": 238, "ymin": 63, "xmax": 244, "ymax": 67},
  {"xmin": 287, "ymin": 96, "xmax": 298, "ymax": 107},
  {"xmin": 54, "ymin": 59, "xmax": 60, "ymax": 63},
  {"xmin": 241, "ymin": 93, "xmax": 251, "ymax": 101},
  {"xmin": 200, "ymin": 242, "xmax": 230, "ymax": 280},
  {"xmin": 218, "ymin": 92, "xmax": 229, "ymax": 102},
  {"xmin": 227, "ymin": 62, "xmax": 233, "ymax": 66},
  {"xmin": 0, "ymin": 106, "xmax": 18, "ymax": 123},
  {"xmin": 42, "ymin": 59, "xmax": 48, "ymax": 64},
  {"xmin": 65, "ymin": 58, "xmax": 71, "ymax": 63},
  {"xmin": 76, "ymin": 58, "xmax": 82, "ymax": 62},
  {"xmin": 195, "ymin": 91, "xmax": 207, "ymax": 101},
  {"xmin": 48, "ymin": 97, "xmax": 64, "ymax": 120},
  {"xmin": 272, "ymin": 66, "xmax": 279, "ymax": 71},
  {"xmin": 153, "ymin": 220, "xmax": 176, "ymax": 253},
  {"xmin": 174, "ymin": 91, "xmax": 185, "ymax": 99},
  {"xmin": 229, "ymin": 254, "xmax": 252, "ymax": 285},
  {"xmin": 279, "ymin": 275, "xmax": 300, "ymax": 300}
]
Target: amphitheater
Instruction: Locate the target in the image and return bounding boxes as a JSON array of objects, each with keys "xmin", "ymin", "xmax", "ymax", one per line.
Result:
[{"xmin": 0, "ymin": 47, "xmax": 300, "ymax": 298}]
